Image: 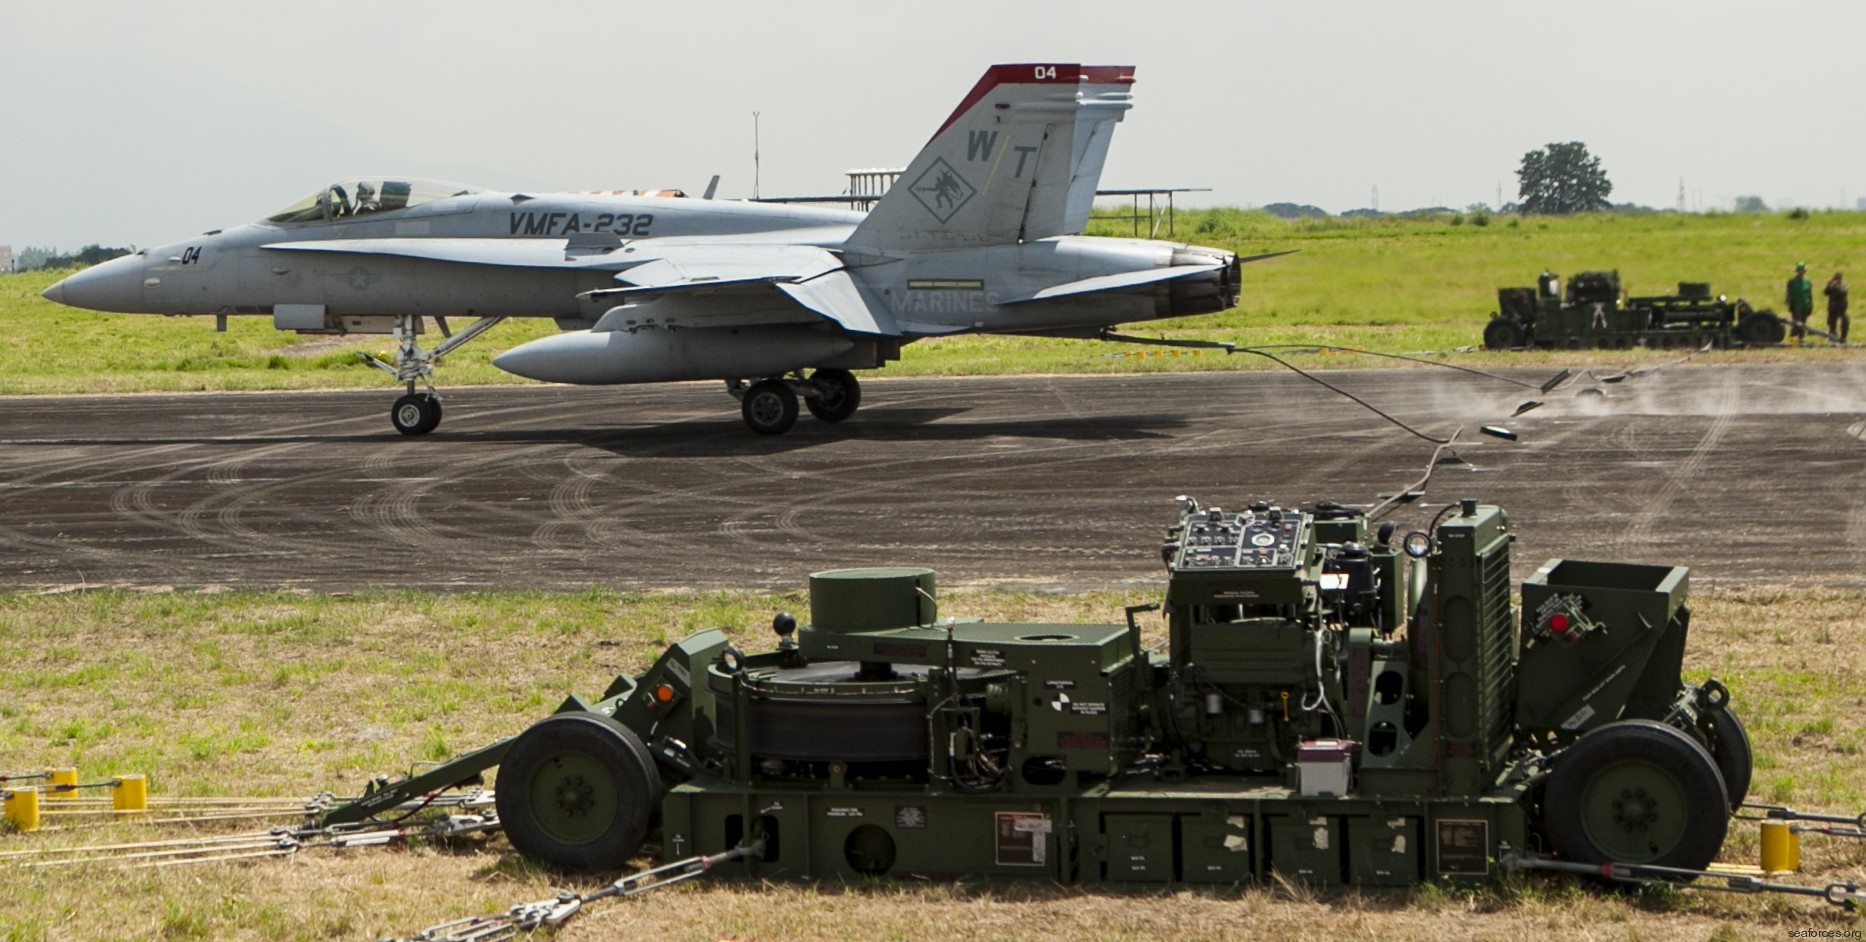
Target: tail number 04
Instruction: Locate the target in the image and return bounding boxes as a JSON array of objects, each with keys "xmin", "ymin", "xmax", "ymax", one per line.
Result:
[{"xmin": 1033, "ymin": 66, "xmax": 1058, "ymax": 80}]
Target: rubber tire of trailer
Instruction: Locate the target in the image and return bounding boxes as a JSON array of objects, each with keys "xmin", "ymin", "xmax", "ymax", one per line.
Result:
[
  {"xmin": 495, "ymin": 712, "xmax": 665, "ymax": 873},
  {"xmin": 1704, "ymin": 706, "xmax": 1753, "ymax": 810},
  {"xmin": 1737, "ymin": 312, "xmax": 1788, "ymax": 346},
  {"xmin": 1542, "ymin": 719, "xmax": 1729, "ymax": 871},
  {"xmin": 1483, "ymin": 318, "xmax": 1527, "ymax": 351}
]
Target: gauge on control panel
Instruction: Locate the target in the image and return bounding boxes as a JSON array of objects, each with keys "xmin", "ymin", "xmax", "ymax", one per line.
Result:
[{"xmin": 1172, "ymin": 505, "xmax": 1307, "ymax": 571}]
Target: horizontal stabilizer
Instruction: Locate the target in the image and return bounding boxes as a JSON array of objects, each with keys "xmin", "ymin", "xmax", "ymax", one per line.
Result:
[{"xmin": 998, "ymin": 261, "xmax": 1223, "ymax": 305}]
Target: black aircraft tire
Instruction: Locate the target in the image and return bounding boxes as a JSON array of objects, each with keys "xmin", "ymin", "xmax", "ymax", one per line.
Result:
[
  {"xmin": 1483, "ymin": 318, "xmax": 1526, "ymax": 351},
  {"xmin": 1704, "ymin": 707, "xmax": 1754, "ymax": 810},
  {"xmin": 1543, "ymin": 719, "xmax": 1729, "ymax": 870},
  {"xmin": 391, "ymin": 394, "xmax": 442, "ymax": 436},
  {"xmin": 804, "ymin": 369, "xmax": 861, "ymax": 423},
  {"xmin": 741, "ymin": 380, "xmax": 799, "ymax": 435},
  {"xmin": 496, "ymin": 712, "xmax": 664, "ymax": 873}
]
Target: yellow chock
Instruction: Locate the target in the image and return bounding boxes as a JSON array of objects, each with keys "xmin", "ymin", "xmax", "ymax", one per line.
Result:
[
  {"xmin": 1760, "ymin": 819, "xmax": 1800, "ymax": 873},
  {"xmin": 5, "ymin": 787, "xmax": 42, "ymax": 831},
  {"xmin": 112, "ymin": 774, "xmax": 148, "ymax": 812},
  {"xmin": 45, "ymin": 767, "xmax": 78, "ymax": 800}
]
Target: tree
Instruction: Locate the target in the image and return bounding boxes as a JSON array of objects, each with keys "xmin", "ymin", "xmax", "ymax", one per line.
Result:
[
  {"xmin": 1262, "ymin": 202, "xmax": 1328, "ymax": 220},
  {"xmin": 23, "ymin": 244, "xmax": 134, "ymax": 270},
  {"xmin": 1516, "ymin": 141, "xmax": 1613, "ymax": 214}
]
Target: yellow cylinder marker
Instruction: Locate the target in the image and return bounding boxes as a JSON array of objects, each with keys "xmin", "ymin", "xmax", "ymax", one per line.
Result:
[
  {"xmin": 112, "ymin": 774, "xmax": 148, "ymax": 812},
  {"xmin": 5, "ymin": 787, "xmax": 42, "ymax": 831},
  {"xmin": 46, "ymin": 767, "xmax": 78, "ymax": 800},
  {"xmin": 1760, "ymin": 819, "xmax": 1800, "ymax": 873}
]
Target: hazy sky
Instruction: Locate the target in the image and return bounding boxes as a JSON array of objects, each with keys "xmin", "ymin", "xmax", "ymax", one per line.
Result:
[{"xmin": 5, "ymin": 1, "xmax": 1863, "ymax": 250}]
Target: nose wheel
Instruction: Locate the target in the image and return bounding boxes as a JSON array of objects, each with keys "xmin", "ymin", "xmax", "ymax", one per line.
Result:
[
  {"xmin": 358, "ymin": 314, "xmax": 508, "ymax": 436},
  {"xmin": 391, "ymin": 393, "xmax": 443, "ymax": 436}
]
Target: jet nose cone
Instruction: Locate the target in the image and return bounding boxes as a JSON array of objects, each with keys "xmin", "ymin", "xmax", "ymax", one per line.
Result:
[{"xmin": 41, "ymin": 253, "xmax": 147, "ymax": 312}]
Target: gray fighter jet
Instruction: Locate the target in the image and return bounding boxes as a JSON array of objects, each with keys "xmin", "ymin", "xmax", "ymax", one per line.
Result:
[{"xmin": 43, "ymin": 64, "xmax": 1245, "ymax": 436}]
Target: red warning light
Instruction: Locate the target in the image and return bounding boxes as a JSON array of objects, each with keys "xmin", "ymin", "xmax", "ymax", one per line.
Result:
[{"xmin": 1549, "ymin": 614, "xmax": 1570, "ymax": 633}]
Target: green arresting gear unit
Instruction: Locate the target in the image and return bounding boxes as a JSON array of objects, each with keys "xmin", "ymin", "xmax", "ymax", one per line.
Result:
[
  {"xmin": 323, "ymin": 497, "xmax": 1754, "ymax": 887},
  {"xmin": 1483, "ymin": 270, "xmax": 1792, "ymax": 350}
]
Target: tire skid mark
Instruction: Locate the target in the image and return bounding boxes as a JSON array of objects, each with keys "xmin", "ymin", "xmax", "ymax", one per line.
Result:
[
  {"xmin": 5, "ymin": 367, "xmax": 1866, "ymax": 591},
  {"xmin": 1615, "ymin": 381, "xmax": 1738, "ymax": 554}
]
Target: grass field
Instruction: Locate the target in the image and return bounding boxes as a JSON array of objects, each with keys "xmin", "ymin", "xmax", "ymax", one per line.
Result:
[
  {"xmin": 2, "ymin": 208, "xmax": 1862, "ymax": 395},
  {"xmin": 3, "ymin": 210, "xmax": 1864, "ymax": 939},
  {"xmin": 1, "ymin": 588, "xmax": 1863, "ymax": 940}
]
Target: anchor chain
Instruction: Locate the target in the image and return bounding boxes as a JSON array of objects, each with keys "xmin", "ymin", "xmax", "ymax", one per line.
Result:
[
  {"xmin": 1501, "ymin": 848, "xmax": 1866, "ymax": 911},
  {"xmin": 379, "ymin": 840, "xmax": 765, "ymax": 942}
]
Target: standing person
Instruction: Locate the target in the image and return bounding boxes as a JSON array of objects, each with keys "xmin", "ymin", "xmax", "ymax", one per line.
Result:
[
  {"xmin": 1824, "ymin": 271, "xmax": 1850, "ymax": 342},
  {"xmin": 1786, "ymin": 262, "xmax": 1815, "ymax": 344}
]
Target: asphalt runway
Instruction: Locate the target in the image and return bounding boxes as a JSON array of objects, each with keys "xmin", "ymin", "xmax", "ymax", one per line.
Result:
[{"xmin": 3, "ymin": 362, "xmax": 1864, "ymax": 594}]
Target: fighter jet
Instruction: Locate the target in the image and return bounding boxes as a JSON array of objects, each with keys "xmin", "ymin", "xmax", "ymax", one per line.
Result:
[{"xmin": 43, "ymin": 63, "xmax": 1246, "ymax": 436}]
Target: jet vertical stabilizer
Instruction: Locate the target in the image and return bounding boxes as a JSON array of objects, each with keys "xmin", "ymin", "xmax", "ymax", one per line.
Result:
[
  {"xmin": 1062, "ymin": 66, "xmax": 1135, "ymax": 233},
  {"xmin": 846, "ymin": 63, "xmax": 1131, "ymax": 253}
]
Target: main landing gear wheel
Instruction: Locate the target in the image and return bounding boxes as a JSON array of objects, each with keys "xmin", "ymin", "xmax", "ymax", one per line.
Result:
[
  {"xmin": 391, "ymin": 394, "xmax": 442, "ymax": 436},
  {"xmin": 1542, "ymin": 719, "xmax": 1729, "ymax": 870},
  {"xmin": 804, "ymin": 368, "xmax": 861, "ymax": 423},
  {"xmin": 495, "ymin": 712, "xmax": 664, "ymax": 873},
  {"xmin": 741, "ymin": 379, "xmax": 800, "ymax": 435}
]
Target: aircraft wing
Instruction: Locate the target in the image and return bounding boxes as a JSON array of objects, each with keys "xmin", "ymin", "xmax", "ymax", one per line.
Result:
[
  {"xmin": 775, "ymin": 271, "xmax": 899, "ymax": 336},
  {"xmin": 587, "ymin": 244, "xmax": 843, "ymax": 296},
  {"xmin": 583, "ymin": 245, "xmax": 901, "ymax": 337},
  {"xmin": 997, "ymin": 260, "xmax": 1224, "ymax": 305}
]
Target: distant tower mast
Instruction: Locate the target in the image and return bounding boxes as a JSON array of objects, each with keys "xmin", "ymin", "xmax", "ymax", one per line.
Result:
[
  {"xmin": 753, "ymin": 112, "xmax": 762, "ymax": 201},
  {"xmin": 1677, "ymin": 179, "xmax": 1686, "ymax": 213}
]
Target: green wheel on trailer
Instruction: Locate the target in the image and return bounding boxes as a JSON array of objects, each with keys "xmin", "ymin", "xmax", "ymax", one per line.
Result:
[
  {"xmin": 1483, "ymin": 318, "xmax": 1527, "ymax": 351},
  {"xmin": 1543, "ymin": 719, "xmax": 1728, "ymax": 870},
  {"xmin": 496, "ymin": 712, "xmax": 663, "ymax": 873},
  {"xmin": 1737, "ymin": 312, "xmax": 1786, "ymax": 345}
]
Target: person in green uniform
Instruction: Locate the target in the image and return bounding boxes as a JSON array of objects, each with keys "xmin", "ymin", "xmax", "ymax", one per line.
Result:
[
  {"xmin": 1824, "ymin": 271, "xmax": 1849, "ymax": 342},
  {"xmin": 1786, "ymin": 262, "xmax": 1814, "ymax": 343}
]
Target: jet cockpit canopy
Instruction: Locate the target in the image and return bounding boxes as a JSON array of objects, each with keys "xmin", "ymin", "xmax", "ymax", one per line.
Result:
[{"xmin": 266, "ymin": 178, "xmax": 481, "ymax": 224}]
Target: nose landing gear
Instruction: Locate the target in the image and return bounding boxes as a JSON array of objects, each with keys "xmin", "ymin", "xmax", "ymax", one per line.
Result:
[{"xmin": 359, "ymin": 314, "xmax": 507, "ymax": 436}]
